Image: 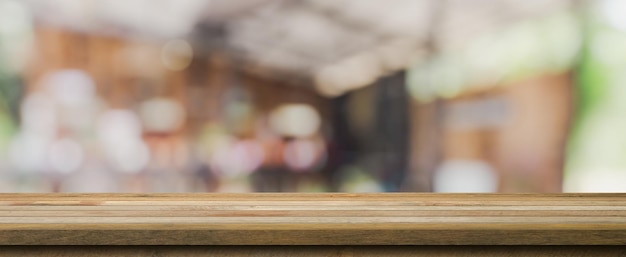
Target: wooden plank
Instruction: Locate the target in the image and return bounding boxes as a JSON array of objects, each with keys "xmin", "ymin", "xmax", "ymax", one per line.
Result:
[
  {"xmin": 2, "ymin": 210, "xmax": 626, "ymax": 217},
  {"xmin": 2, "ymin": 192, "xmax": 625, "ymax": 199},
  {"xmin": 1, "ymin": 193, "xmax": 626, "ymax": 245},
  {"xmin": 2, "ymin": 246, "xmax": 626, "ymax": 257}
]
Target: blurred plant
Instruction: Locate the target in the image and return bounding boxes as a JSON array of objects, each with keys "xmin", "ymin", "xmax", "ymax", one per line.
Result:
[{"xmin": 407, "ymin": 10, "xmax": 582, "ymax": 102}]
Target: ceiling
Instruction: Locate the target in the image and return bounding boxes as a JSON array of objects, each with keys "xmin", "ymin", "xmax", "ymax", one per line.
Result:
[{"xmin": 22, "ymin": 0, "xmax": 574, "ymax": 96}]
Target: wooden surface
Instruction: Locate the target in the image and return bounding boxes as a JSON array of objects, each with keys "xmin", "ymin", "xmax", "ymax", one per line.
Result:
[
  {"xmin": 1, "ymin": 193, "xmax": 626, "ymax": 245},
  {"xmin": 2, "ymin": 246, "xmax": 626, "ymax": 257}
]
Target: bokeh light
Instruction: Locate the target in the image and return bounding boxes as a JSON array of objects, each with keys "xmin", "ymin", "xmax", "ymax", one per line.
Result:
[
  {"xmin": 161, "ymin": 39, "xmax": 193, "ymax": 71},
  {"xmin": 139, "ymin": 97, "xmax": 186, "ymax": 133},
  {"xmin": 269, "ymin": 104, "xmax": 321, "ymax": 138},
  {"xmin": 48, "ymin": 138, "xmax": 84, "ymax": 174}
]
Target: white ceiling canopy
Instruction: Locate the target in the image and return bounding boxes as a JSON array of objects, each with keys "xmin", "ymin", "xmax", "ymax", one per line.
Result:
[
  {"xmin": 23, "ymin": 0, "xmax": 209, "ymax": 38},
  {"xmin": 21, "ymin": 0, "xmax": 574, "ymax": 96}
]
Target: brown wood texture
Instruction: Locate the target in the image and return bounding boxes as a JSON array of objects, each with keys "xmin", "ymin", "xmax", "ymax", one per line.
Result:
[
  {"xmin": 1, "ymin": 193, "xmax": 626, "ymax": 245},
  {"xmin": 1, "ymin": 246, "xmax": 626, "ymax": 257}
]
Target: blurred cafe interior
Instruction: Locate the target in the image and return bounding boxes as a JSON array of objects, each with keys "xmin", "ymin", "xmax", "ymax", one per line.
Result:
[{"xmin": 0, "ymin": 0, "xmax": 624, "ymax": 193}]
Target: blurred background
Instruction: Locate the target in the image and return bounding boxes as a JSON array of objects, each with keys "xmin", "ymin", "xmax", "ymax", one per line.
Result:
[{"xmin": 0, "ymin": 0, "xmax": 624, "ymax": 193}]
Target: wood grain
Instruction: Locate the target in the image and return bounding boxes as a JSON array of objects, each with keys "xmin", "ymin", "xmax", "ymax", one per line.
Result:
[
  {"xmin": 1, "ymin": 193, "xmax": 625, "ymax": 245},
  {"xmin": 1, "ymin": 246, "xmax": 626, "ymax": 257}
]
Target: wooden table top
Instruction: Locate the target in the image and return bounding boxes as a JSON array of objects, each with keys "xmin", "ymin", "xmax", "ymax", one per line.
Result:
[{"xmin": 1, "ymin": 193, "xmax": 625, "ymax": 245}]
